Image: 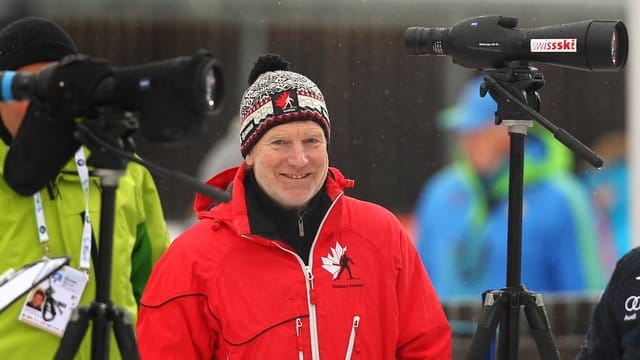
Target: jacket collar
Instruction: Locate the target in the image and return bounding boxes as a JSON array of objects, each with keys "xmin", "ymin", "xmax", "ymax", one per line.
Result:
[{"xmin": 194, "ymin": 162, "xmax": 354, "ymax": 235}]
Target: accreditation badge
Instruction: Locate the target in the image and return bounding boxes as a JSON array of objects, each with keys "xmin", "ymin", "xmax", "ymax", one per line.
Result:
[{"xmin": 18, "ymin": 265, "xmax": 88, "ymax": 337}]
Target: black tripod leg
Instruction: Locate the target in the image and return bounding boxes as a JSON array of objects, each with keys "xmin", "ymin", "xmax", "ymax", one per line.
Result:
[
  {"xmin": 522, "ymin": 292, "xmax": 561, "ymax": 360},
  {"xmin": 467, "ymin": 291, "xmax": 505, "ymax": 360},
  {"xmin": 498, "ymin": 290, "xmax": 522, "ymax": 360},
  {"xmin": 91, "ymin": 301, "xmax": 112, "ymax": 360},
  {"xmin": 54, "ymin": 306, "xmax": 91, "ymax": 360},
  {"xmin": 111, "ymin": 307, "xmax": 140, "ymax": 360}
]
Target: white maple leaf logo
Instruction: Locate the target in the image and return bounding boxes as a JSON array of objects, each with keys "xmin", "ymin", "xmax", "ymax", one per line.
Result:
[{"xmin": 321, "ymin": 242, "xmax": 348, "ymax": 279}]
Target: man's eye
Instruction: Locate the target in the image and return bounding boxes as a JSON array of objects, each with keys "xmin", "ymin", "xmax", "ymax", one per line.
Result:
[{"xmin": 271, "ymin": 140, "xmax": 285, "ymax": 146}]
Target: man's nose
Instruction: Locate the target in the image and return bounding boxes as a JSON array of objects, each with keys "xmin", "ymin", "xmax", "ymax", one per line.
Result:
[{"xmin": 287, "ymin": 142, "xmax": 309, "ymax": 166}]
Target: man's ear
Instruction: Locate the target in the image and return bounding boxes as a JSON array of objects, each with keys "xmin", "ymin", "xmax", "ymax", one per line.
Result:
[{"xmin": 245, "ymin": 153, "xmax": 254, "ymax": 167}]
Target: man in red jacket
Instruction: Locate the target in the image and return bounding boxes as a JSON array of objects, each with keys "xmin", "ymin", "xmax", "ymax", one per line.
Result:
[{"xmin": 136, "ymin": 54, "xmax": 451, "ymax": 359}]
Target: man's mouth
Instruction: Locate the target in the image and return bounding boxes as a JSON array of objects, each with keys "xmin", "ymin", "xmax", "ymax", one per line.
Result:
[{"xmin": 283, "ymin": 173, "xmax": 310, "ymax": 179}]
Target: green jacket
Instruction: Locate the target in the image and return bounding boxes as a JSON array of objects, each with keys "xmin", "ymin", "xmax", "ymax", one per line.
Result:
[{"xmin": 0, "ymin": 144, "xmax": 169, "ymax": 359}]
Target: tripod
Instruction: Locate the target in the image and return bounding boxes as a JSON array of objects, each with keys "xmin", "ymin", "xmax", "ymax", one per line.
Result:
[
  {"xmin": 53, "ymin": 111, "xmax": 141, "ymax": 360},
  {"xmin": 52, "ymin": 108, "xmax": 231, "ymax": 359},
  {"xmin": 466, "ymin": 65, "xmax": 603, "ymax": 360}
]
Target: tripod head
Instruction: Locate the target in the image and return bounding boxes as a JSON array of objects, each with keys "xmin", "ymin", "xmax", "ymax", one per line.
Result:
[
  {"xmin": 479, "ymin": 65, "xmax": 603, "ymax": 168},
  {"xmin": 71, "ymin": 109, "xmax": 231, "ymax": 203},
  {"xmin": 482, "ymin": 66, "xmax": 544, "ymax": 125},
  {"xmin": 75, "ymin": 109, "xmax": 138, "ymax": 172}
]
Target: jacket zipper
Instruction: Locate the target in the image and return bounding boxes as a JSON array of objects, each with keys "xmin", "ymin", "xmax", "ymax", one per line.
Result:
[
  {"xmin": 265, "ymin": 240, "xmax": 321, "ymax": 359},
  {"xmin": 254, "ymin": 192, "xmax": 345, "ymax": 360},
  {"xmin": 305, "ymin": 265, "xmax": 320, "ymax": 359},
  {"xmin": 345, "ymin": 315, "xmax": 360, "ymax": 360},
  {"xmin": 296, "ymin": 318, "xmax": 304, "ymax": 360},
  {"xmin": 306, "ymin": 192, "xmax": 343, "ymax": 360},
  {"xmin": 298, "ymin": 210, "xmax": 305, "ymax": 236}
]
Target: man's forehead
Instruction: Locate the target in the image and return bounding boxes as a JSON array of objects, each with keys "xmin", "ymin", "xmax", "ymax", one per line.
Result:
[{"xmin": 264, "ymin": 121, "xmax": 324, "ymax": 136}]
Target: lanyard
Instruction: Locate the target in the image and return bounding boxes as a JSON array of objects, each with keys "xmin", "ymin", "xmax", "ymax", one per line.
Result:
[{"xmin": 33, "ymin": 147, "xmax": 92, "ymax": 272}]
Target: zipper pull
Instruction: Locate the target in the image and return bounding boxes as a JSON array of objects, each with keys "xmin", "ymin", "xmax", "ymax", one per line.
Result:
[
  {"xmin": 352, "ymin": 315, "xmax": 360, "ymax": 328},
  {"xmin": 296, "ymin": 318, "xmax": 305, "ymax": 360},
  {"xmin": 305, "ymin": 266, "xmax": 314, "ymax": 289},
  {"xmin": 296, "ymin": 318, "xmax": 303, "ymax": 336},
  {"xmin": 297, "ymin": 211, "xmax": 305, "ymax": 237},
  {"xmin": 305, "ymin": 266, "xmax": 317, "ymax": 304}
]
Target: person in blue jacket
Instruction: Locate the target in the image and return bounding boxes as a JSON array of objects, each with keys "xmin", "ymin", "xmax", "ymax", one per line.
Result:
[
  {"xmin": 413, "ymin": 76, "xmax": 607, "ymax": 301},
  {"xmin": 580, "ymin": 131, "xmax": 629, "ymax": 265}
]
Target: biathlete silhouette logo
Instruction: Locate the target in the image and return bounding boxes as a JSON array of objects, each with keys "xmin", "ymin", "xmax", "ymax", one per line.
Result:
[
  {"xmin": 321, "ymin": 242, "xmax": 358, "ymax": 280},
  {"xmin": 273, "ymin": 90, "xmax": 298, "ymax": 113}
]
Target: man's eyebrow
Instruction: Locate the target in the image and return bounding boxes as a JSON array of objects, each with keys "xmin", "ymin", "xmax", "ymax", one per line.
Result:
[{"xmin": 263, "ymin": 133, "xmax": 286, "ymax": 140}]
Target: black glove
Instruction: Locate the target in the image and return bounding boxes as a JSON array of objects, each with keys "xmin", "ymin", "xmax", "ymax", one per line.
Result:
[{"xmin": 4, "ymin": 97, "xmax": 80, "ymax": 195}]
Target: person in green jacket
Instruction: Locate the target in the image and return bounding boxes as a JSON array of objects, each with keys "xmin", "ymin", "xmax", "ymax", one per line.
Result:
[{"xmin": 0, "ymin": 17, "xmax": 169, "ymax": 359}]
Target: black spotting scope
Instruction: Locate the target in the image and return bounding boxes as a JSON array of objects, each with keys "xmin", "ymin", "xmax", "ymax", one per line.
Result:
[
  {"xmin": 0, "ymin": 49, "xmax": 224, "ymax": 142},
  {"xmin": 405, "ymin": 14, "xmax": 628, "ymax": 71}
]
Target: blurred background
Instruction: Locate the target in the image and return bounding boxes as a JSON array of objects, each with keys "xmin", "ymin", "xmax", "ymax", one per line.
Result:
[{"xmin": 1, "ymin": 0, "xmax": 631, "ymax": 358}]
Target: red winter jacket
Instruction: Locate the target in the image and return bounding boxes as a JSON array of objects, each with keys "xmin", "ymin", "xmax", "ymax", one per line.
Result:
[{"xmin": 137, "ymin": 163, "xmax": 451, "ymax": 359}]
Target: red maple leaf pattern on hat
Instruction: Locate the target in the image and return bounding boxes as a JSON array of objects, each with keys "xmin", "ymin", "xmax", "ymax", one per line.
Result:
[{"xmin": 275, "ymin": 91, "xmax": 294, "ymax": 110}]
